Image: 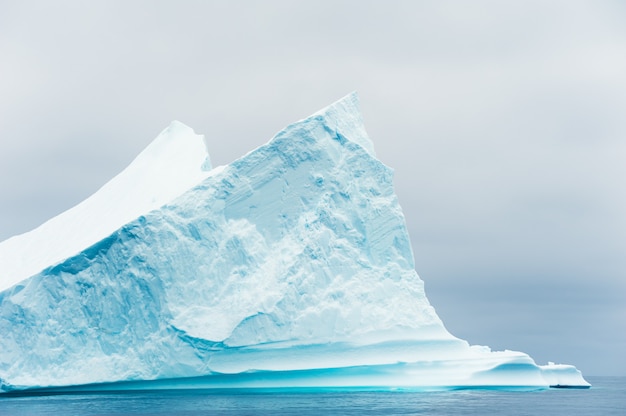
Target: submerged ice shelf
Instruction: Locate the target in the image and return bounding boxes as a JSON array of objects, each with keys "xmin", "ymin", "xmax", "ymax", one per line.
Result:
[{"xmin": 0, "ymin": 93, "xmax": 589, "ymax": 393}]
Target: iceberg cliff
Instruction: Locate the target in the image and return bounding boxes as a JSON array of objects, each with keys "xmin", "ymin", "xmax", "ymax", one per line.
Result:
[{"xmin": 0, "ymin": 93, "xmax": 588, "ymax": 393}]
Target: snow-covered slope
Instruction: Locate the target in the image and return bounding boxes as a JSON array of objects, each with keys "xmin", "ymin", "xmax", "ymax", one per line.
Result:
[
  {"xmin": 0, "ymin": 121, "xmax": 213, "ymax": 292},
  {"xmin": 0, "ymin": 93, "xmax": 589, "ymax": 392}
]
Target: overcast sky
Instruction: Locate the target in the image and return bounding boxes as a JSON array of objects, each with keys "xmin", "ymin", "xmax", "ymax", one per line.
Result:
[{"xmin": 1, "ymin": 0, "xmax": 624, "ymax": 376}]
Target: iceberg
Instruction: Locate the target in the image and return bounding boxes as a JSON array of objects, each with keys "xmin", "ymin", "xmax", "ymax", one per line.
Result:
[{"xmin": 0, "ymin": 93, "xmax": 589, "ymax": 393}]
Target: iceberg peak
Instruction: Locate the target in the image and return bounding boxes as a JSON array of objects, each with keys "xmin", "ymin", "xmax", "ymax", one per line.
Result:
[
  {"xmin": 308, "ymin": 92, "xmax": 376, "ymax": 157},
  {"xmin": 137, "ymin": 120, "xmax": 211, "ymax": 172}
]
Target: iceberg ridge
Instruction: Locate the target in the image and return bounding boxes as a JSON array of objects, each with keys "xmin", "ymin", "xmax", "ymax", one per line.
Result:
[
  {"xmin": 0, "ymin": 93, "xmax": 589, "ymax": 392},
  {"xmin": 0, "ymin": 120, "xmax": 212, "ymax": 292}
]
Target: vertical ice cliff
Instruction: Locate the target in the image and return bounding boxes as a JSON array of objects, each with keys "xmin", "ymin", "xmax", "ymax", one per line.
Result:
[{"xmin": 0, "ymin": 93, "xmax": 589, "ymax": 392}]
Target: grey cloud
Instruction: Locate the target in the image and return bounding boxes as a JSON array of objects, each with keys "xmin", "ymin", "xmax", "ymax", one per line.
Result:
[{"xmin": 1, "ymin": 0, "xmax": 624, "ymax": 375}]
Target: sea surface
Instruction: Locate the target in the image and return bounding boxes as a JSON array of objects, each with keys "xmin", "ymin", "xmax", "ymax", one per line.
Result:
[{"xmin": 0, "ymin": 377, "xmax": 623, "ymax": 416}]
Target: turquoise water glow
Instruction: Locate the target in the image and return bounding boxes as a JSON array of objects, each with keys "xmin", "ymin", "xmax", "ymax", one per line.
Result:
[{"xmin": 0, "ymin": 377, "xmax": 622, "ymax": 416}]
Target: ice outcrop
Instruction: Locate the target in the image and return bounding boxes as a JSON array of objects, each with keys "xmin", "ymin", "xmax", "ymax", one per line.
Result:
[
  {"xmin": 0, "ymin": 121, "xmax": 213, "ymax": 292},
  {"xmin": 0, "ymin": 93, "xmax": 589, "ymax": 393}
]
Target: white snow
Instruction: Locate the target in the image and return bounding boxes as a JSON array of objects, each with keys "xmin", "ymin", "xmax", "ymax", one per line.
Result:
[{"xmin": 0, "ymin": 121, "xmax": 215, "ymax": 292}]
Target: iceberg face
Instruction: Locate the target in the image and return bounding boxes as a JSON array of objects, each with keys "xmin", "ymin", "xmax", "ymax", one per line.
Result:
[{"xmin": 0, "ymin": 93, "xmax": 589, "ymax": 393}]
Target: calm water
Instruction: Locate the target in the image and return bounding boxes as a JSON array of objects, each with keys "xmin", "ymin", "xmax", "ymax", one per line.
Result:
[{"xmin": 0, "ymin": 377, "xmax": 623, "ymax": 416}]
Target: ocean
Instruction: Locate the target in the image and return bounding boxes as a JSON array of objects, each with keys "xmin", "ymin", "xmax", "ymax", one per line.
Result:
[{"xmin": 0, "ymin": 377, "xmax": 623, "ymax": 416}]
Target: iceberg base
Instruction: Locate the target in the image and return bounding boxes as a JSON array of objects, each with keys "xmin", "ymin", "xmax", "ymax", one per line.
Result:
[{"xmin": 2, "ymin": 350, "xmax": 590, "ymax": 395}]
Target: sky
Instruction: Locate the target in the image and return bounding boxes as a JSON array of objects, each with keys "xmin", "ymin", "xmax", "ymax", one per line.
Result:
[{"xmin": 1, "ymin": 0, "xmax": 624, "ymax": 376}]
